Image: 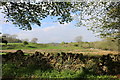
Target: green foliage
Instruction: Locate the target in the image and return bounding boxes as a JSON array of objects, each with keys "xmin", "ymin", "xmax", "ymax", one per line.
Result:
[
  {"xmin": 99, "ymin": 2, "xmax": 120, "ymax": 38},
  {"xmin": 81, "ymin": 42, "xmax": 91, "ymax": 48},
  {"xmin": 74, "ymin": 44, "xmax": 79, "ymax": 47},
  {"xmin": 2, "ymin": 63, "xmax": 117, "ymax": 79},
  {"xmin": 61, "ymin": 41, "xmax": 65, "ymax": 44},
  {"xmin": 1, "ymin": 2, "xmax": 74, "ymax": 30},
  {"xmin": 72, "ymin": 2, "xmax": 120, "ymax": 38},
  {"xmin": 23, "ymin": 41, "xmax": 29, "ymax": 45},
  {"xmin": 2, "ymin": 63, "xmax": 17, "ymax": 77},
  {"xmin": 33, "ymin": 69, "xmax": 80, "ymax": 78},
  {"xmin": 93, "ymin": 38, "xmax": 119, "ymax": 51},
  {"xmin": 61, "ymin": 41, "xmax": 68, "ymax": 44}
]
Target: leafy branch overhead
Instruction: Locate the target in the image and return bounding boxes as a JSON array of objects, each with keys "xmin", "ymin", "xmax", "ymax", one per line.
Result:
[
  {"xmin": 1, "ymin": 2, "xmax": 75, "ymax": 30},
  {"xmin": 0, "ymin": 1, "xmax": 120, "ymax": 39},
  {"xmin": 76, "ymin": 2, "xmax": 120, "ymax": 39}
]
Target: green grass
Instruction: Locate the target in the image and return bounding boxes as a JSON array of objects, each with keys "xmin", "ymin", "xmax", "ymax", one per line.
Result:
[
  {"xmin": 1, "ymin": 43, "xmax": 83, "ymax": 50},
  {"xmin": 1, "ymin": 43, "xmax": 48, "ymax": 50},
  {"xmin": 2, "ymin": 63, "xmax": 117, "ymax": 79},
  {"xmin": 0, "ymin": 52, "xmax": 29, "ymax": 55},
  {"xmin": 0, "ymin": 53, "xmax": 6, "ymax": 55},
  {"xmin": 0, "ymin": 42, "xmax": 91, "ymax": 51},
  {"xmin": 0, "ymin": 42, "xmax": 115, "ymax": 56}
]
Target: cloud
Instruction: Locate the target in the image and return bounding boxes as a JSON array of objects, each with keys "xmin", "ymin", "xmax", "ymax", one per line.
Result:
[{"xmin": 17, "ymin": 23, "xmax": 101, "ymax": 43}]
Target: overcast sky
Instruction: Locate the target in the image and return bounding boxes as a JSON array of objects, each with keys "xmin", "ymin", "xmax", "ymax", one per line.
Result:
[{"xmin": 0, "ymin": 9, "xmax": 102, "ymax": 43}]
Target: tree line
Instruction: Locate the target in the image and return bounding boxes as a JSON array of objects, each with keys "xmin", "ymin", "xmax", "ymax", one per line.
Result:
[{"xmin": 0, "ymin": 33, "xmax": 38, "ymax": 44}]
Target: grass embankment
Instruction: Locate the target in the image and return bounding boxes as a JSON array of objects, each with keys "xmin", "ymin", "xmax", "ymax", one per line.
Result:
[{"xmin": 2, "ymin": 63, "xmax": 117, "ymax": 79}]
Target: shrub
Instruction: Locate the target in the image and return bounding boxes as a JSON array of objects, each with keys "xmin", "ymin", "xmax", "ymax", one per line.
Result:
[
  {"xmin": 74, "ymin": 44, "xmax": 79, "ymax": 47},
  {"xmin": 61, "ymin": 42, "xmax": 66, "ymax": 44},
  {"xmin": 23, "ymin": 41, "xmax": 29, "ymax": 45}
]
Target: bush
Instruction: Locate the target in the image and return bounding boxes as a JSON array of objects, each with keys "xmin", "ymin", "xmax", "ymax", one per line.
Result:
[
  {"xmin": 23, "ymin": 41, "xmax": 29, "ymax": 45},
  {"xmin": 74, "ymin": 44, "xmax": 79, "ymax": 47}
]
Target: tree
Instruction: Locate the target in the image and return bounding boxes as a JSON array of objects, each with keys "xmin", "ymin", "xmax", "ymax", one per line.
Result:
[
  {"xmin": 23, "ymin": 41, "xmax": 29, "ymax": 45},
  {"xmin": 31, "ymin": 38, "xmax": 38, "ymax": 43},
  {"xmin": 2, "ymin": 34, "xmax": 10, "ymax": 38},
  {"xmin": 0, "ymin": 2, "xmax": 75, "ymax": 30},
  {"xmin": 75, "ymin": 2, "xmax": 120, "ymax": 39},
  {"xmin": 0, "ymin": 34, "xmax": 22, "ymax": 43},
  {"xmin": 75, "ymin": 36, "xmax": 82, "ymax": 43},
  {"xmin": 101, "ymin": 2, "xmax": 120, "ymax": 39},
  {"xmin": 22, "ymin": 38, "xmax": 29, "ymax": 42},
  {"xmin": 10, "ymin": 34, "xmax": 18, "ymax": 39},
  {"xmin": 1, "ymin": 38, "xmax": 8, "ymax": 45}
]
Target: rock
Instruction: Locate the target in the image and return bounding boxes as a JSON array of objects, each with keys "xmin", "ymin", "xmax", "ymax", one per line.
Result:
[
  {"xmin": 30, "ymin": 54, "xmax": 34, "ymax": 58},
  {"xmin": 60, "ymin": 52, "xmax": 66, "ymax": 56},
  {"xmin": 102, "ymin": 66, "xmax": 108, "ymax": 73},
  {"xmin": 15, "ymin": 50, "xmax": 24, "ymax": 55},
  {"xmin": 74, "ymin": 54, "xmax": 79, "ymax": 59},
  {"xmin": 67, "ymin": 53, "xmax": 74, "ymax": 59},
  {"xmin": 35, "ymin": 51, "xmax": 44, "ymax": 57},
  {"xmin": 49, "ymin": 55, "xmax": 54, "ymax": 60},
  {"xmin": 57, "ymin": 53, "xmax": 60, "ymax": 57},
  {"xmin": 35, "ymin": 51, "xmax": 39, "ymax": 56},
  {"xmin": 46, "ymin": 53, "xmax": 50, "ymax": 57}
]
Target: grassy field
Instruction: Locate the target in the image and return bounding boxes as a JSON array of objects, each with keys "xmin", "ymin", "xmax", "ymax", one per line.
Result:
[
  {"xmin": 0, "ymin": 42, "xmax": 119, "ymax": 56},
  {"xmin": 1, "ymin": 43, "xmax": 82, "ymax": 50}
]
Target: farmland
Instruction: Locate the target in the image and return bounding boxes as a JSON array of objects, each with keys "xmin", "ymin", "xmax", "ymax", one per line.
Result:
[{"xmin": 0, "ymin": 42, "xmax": 119, "ymax": 55}]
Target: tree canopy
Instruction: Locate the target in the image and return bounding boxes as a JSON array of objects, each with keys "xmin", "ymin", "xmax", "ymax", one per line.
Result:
[
  {"xmin": 76, "ymin": 2, "xmax": 120, "ymax": 39},
  {"xmin": 102, "ymin": 2, "xmax": 120, "ymax": 39},
  {"xmin": 0, "ymin": 2, "xmax": 75, "ymax": 30},
  {"xmin": 0, "ymin": 1, "xmax": 119, "ymax": 39}
]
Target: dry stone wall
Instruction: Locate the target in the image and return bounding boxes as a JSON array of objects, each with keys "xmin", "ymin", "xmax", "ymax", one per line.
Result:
[{"xmin": 2, "ymin": 50, "xmax": 120, "ymax": 75}]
